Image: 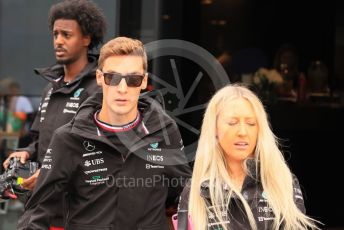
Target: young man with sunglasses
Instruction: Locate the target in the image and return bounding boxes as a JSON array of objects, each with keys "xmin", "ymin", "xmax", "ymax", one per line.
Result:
[{"xmin": 21, "ymin": 37, "xmax": 191, "ymax": 230}]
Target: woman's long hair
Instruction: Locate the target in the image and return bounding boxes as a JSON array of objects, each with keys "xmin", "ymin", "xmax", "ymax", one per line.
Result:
[{"xmin": 188, "ymin": 84, "xmax": 318, "ymax": 230}]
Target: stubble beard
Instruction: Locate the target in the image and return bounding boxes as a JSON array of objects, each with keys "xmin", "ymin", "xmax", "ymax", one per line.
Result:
[{"xmin": 56, "ymin": 57, "xmax": 74, "ymax": 65}]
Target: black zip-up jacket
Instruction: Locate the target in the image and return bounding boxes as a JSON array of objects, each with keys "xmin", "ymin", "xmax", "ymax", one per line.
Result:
[
  {"xmin": 19, "ymin": 55, "xmax": 99, "ymax": 164},
  {"xmin": 20, "ymin": 92, "xmax": 192, "ymax": 230},
  {"xmin": 177, "ymin": 159, "xmax": 306, "ymax": 230}
]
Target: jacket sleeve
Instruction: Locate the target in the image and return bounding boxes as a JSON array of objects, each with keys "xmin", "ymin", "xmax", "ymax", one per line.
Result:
[
  {"xmin": 292, "ymin": 174, "xmax": 306, "ymax": 214},
  {"xmin": 16, "ymin": 113, "xmax": 40, "ymax": 160},
  {"xmin": 164, "ymin": 122, "xmax": 192, "ymax": 206},
  {"xmin": 17, "ymin": 130, "xmax": 75, "ymax": 230},
  {"xmin": 164, "ymin": 122, "xmax": 192, "ymax": 177},
  {"xmin": 16, "ymin": 85, "xmax": 50, "ymax": 161}
]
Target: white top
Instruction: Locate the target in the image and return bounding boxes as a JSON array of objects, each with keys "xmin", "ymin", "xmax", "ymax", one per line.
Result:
[{"xmin": 14, "ymin": 96, "xmax": 33, "ymax": 113}]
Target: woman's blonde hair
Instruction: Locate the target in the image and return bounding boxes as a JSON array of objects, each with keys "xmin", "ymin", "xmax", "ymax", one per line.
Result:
[{"xmin": 189, "ymin": 84, "xmax": 318, "ymax": 230}]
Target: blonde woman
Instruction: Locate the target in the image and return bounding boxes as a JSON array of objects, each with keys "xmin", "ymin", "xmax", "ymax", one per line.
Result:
[{"xmin": 176, "ymin": 84, "xmax": 319, "ymax": 230}]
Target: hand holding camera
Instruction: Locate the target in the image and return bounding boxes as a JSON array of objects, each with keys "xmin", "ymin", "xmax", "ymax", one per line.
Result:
[{"xmin": 0, "ymin": 157, "xmax": 39, "ymax": 199}]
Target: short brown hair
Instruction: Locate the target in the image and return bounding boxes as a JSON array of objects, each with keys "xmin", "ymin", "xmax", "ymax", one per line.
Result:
[{"xmin": 98, "ymin": 37, "xmax": 147, "ymax": 72}]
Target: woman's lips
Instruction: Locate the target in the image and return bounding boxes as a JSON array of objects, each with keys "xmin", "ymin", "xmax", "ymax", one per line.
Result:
[{"xmin": 234, "ymin": 141, "xmax": 248, "ymax": 150}]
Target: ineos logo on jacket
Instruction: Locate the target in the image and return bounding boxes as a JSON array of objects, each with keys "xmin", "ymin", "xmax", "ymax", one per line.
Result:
[{"xmin": 146, "ymin": 154, "xmax": 164, "ymax": 162}]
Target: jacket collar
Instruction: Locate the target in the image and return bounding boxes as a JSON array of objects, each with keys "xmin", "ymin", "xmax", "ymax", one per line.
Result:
[
  {"xmin": 69, "ymin": 90, "xmax": 174, "ymax": 147},
  {"xmin": 200, "ymin": 158, "xmax": 260, "ymax": 199},
  {"xmin": 34, "ymin": 54, "xmax": 98, "ymax": 94}
]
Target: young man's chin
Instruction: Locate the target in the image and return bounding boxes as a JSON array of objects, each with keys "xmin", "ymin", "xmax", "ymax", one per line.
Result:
[
  {"xmin": 56, "ymin": 57, "xmax": 73, "ymax": 65},
  {"xmin": 111, "ymin": 109, "xmax": 130, "ymax": 117}
]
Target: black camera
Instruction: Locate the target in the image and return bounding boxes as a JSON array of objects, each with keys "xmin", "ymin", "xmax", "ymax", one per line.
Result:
[{"xmin": 0, "ymin": 157, "xmax": 39, "ymax": 199}]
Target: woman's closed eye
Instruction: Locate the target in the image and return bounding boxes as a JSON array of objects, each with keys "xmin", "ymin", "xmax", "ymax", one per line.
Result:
[
  {"xmin": 227, "ymin": 120, "xmax": 238, "ymax": 126},
  {"xmin": 246, "ymin": 121, "xmax": 257, "ymax": 126}
]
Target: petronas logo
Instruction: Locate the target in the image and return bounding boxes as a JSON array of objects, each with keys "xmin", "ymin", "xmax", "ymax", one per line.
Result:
[
  {"xmin": 74, "ymin": 88, "xmax": 84, "ymax": 98},
  {"xmin": 150, "ymin": 142, "xmax": 159, "ymax": 149}
]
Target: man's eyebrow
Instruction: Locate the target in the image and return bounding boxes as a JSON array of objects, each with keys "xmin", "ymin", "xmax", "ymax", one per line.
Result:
[
  {"xmin": 53, "ymin": 28, "xmax": 73, "ymax": 33},
  {"xmin": 126, "ymin": 71, "xmax": 143, "ymax": 74},
  {"xmin": 106, "ymin": 71, "xmax": 143, "ymax": 74}
]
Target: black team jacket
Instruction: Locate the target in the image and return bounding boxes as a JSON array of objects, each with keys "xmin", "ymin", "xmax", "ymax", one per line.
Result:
[
  {"xmin": 20, "ymin": 92, "xmax": 192, "ymax": 230},
  {"xmin": 20, "ymin": 55, "xmax": 99, "ymax": 164},
  {"xmin": 177, "ymin": 159, "xmax": 307, "ymax": 230}
]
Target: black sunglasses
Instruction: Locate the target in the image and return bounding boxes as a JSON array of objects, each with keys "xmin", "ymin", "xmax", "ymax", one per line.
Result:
[{"xmin": 101, "ymin": 71, "xmax": 145, "ymax": 87}]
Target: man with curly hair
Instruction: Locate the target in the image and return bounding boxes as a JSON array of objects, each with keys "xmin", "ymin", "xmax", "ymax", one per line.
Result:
[{"xmin": 3, "ymin": 0, "xmax": 107, "ymax": 229}]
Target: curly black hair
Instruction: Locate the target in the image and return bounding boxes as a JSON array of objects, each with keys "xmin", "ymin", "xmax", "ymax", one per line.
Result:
[{"xmin": 48, "ymin": 0, "xmax": 107, "ymax": 50}]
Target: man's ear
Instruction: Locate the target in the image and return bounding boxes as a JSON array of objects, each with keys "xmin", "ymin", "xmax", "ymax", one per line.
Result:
[
  {"xmin": 141, "ymin": 73, "xmax": 148, "ymax": 90},
  {"xmin": 83, "ymin": 35, "xmax": 91, "ymax": 47},
  {"xmin": 96, "ymin": 69, "xmax": 103, "ymax": 86}
]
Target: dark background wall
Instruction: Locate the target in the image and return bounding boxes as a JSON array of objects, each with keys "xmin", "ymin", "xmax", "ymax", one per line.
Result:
[{"xmin": 119, "ymin": 0, "xmax": 344, "ymax": 228}]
